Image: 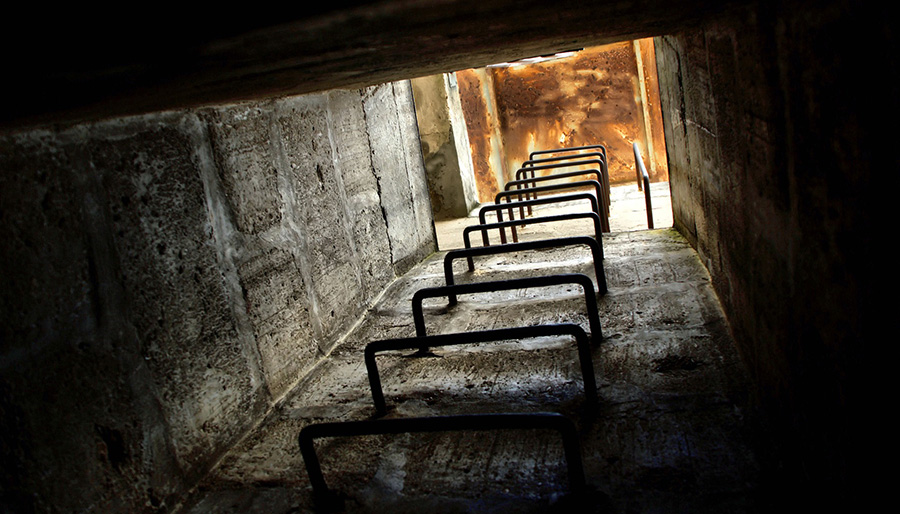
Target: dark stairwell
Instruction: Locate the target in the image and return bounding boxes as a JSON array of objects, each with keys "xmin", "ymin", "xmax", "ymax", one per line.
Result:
[{"xmin": 0, "ymin": 1, "xmax": 879, "ymax": 513}]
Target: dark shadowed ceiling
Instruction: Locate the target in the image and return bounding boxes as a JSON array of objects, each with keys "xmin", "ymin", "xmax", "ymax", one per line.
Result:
[{"xmin": 2, "ymin": 0, "xmax": 746, "ymax": 131}]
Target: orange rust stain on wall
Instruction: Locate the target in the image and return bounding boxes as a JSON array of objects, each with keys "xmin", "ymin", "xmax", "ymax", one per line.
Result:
[
  {"xmin": 638, "ymin": 38, "xmax": 669, "ymax": 181},
  {"xmin": 457, "ymin": 69, "xmax": 502, "ymax": 202},
  {"xmin": 492, "ymin": 43, "xmax": 646, "ymax": 185},
  {"xmin": 457, "ymin": 42, "xmax": 667, "ymax": 195}
]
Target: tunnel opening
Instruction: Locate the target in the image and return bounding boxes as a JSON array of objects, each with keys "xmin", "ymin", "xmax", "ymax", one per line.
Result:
[
  {"xmin": 0, "ymin": 1, "xmax": 875, "ymax": 512},
  {"xmin": 410, "ymin": 41, "xmax": 674, "ymax": 252}
]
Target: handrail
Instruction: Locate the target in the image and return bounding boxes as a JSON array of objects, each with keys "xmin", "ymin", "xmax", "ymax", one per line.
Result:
[
  {"xmin": 298, "ymin": 412, "xmax": 586, "ymax": 509},
  {"xmin": 364, "ymin": 324, "xmax": 597, "ymax": 414},
  {"xmin": 632, "ymin": 142, "xmax": 654, "ymax": 229},
  {"xmin": 478, "ymin": 192, "xmax": 599, "ymax": 244},
  {"xmin": 462, "ymin": 211, "xmax": 603, "ymax": 270},
  {"xmin": 444, "ymin": 236, "xmax": 607, "ymax": 302}
]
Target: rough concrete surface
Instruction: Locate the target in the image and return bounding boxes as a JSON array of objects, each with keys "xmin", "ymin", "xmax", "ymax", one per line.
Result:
[
  {"xmin": 181, "ymin": 221, "xmax": 770, "ymax": 513},
  {"xmin": 411, "ymin": 74, "xmax": 479, "ymax": 220},
  {"xmin": 0, "ymin": 82, "xmax": 435, "ymax": 513}
]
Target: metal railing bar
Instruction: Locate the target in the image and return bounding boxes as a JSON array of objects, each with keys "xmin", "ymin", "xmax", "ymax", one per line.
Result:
[
  {"xmin": 632, "ymin": 142, "xmax": 654, "ymax": 229},
  {"xmin": 521, "ymin": 152, "xmax": 606, "ymax": 168},
  {"xmin": 496, "ymin": 180, "xmax": 603, "ymax": 242},
  {"xmin": 462, "ymin": 212, "xmax": 603, "ymax": 270},
  {"xmin": 478, "ymin": 193, "xmax": 600, "ymax": 244},
  {"xmin": 411, "ymin": 273, "xmax": 602, "ymax": 342},
  {"xmin": 518, "ymin": 154, "xmax": 608, "ymax": 216},
  {"xmin": 364, "ymin": 324, "xmax": 597, "ymax": 414},
  {"xmin": 529, "ymin": 144, "xmax": 607, "ymax": 162},
  {"xmin": 444, "ymin": 236, "xmax": 607, "ymax": 299},
  {"xmin": 513, "ymin": 159, "xmax": 610, "ymax": 223},
  {"xmin": 505, "ymin": 170, "xmax": 606, "ymax": 228},
  {"xmin": 298, "ymin": 412, "xmax": 586, "ymax": 508}
]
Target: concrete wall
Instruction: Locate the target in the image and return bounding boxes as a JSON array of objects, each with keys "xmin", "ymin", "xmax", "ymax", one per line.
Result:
[
  {"xmin": 0, "ymin": 82, "xmax": 434, "ymax": 512},
  {"xmin": 655, "ymin": 1, "xmax": 883, "ymax": 504},
  {"xmin": 411, "ymin": 74, "xmax": 479, "ymax": 219}
]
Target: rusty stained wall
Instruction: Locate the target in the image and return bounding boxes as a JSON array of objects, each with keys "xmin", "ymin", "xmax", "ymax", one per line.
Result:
[
  {"xmin": 636, "ymin": 39, "xmax": 668, "ymax": 181},
  {"xmin": 458, "ymin": 41, "xmax": 667, "ymax": 203},
  {"xmin": 457, "ymin": 68, "xmax": 505, "ymax": 203}
]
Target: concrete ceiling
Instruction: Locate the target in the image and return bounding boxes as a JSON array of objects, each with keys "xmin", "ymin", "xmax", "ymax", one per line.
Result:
[{"xmin": 2, "ymin": 0, "xmax": 744, "ymax": 131}]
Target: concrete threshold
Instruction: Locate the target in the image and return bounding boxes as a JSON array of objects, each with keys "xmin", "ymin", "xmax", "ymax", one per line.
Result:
[{"xmin": 181, "ymin": 218, "xmax": 772, "ymax": 513}]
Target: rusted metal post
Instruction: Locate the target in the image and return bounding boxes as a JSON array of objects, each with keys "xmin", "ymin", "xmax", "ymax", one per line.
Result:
[{"xmin": 633, "ymin": 142, "xmax": 654, "ymax": 229}]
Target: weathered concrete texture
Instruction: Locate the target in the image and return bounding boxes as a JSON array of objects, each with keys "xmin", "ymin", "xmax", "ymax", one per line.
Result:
[
  {"xmin": 364, "ymin": 83, "xmax": 437, "ymax": 275},
  {"xmin": 654, "ymin": 1, "xmax": 883, "ymax": 504},
  {"xmin": 0, "ymin": 131, "xmax": 184, "ymax": 512},
  {"xmin": 92, "ymin": 115, "xmax": 269, "ymax": 482},
  {"xmin": 411, "ymin": 74, "xmax": 479, "ymax": 220},
  {"xmin": 182, "ymin": 228, "xmax": 768, "ymax": 513},
  {"xmin": 0, "ymin": 82, "xmax": 434, "ymax": 512}
]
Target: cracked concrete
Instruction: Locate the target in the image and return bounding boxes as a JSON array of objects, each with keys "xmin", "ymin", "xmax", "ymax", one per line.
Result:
[{"xmin": 180, "ymin": 200, "xmax": 771, "ymax": 513}]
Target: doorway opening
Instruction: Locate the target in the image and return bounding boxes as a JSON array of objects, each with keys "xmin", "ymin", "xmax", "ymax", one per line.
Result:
[{"xmin": 411, "ymin": 39, "xmax": 673, "ymax": 250}]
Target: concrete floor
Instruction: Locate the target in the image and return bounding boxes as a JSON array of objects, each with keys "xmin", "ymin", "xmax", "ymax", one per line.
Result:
[
  {"xmin": 181, "ymin": 184, "xmax": 773, "ymax": 513},
  {"xmin": 434, "ymin": 182, "xmax": 674, "ymax": 250}
]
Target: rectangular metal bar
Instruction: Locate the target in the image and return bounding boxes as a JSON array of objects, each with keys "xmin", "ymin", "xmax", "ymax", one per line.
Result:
[
  {"xmin": 411, "ymin": 273, "xmax": 602, "ymax": 342},
  {"xmin": 513, "ymin": 160, "xmax": 609, "ymax": 231},
  {"xmin": 462, "ymin": 211, "xmax": 603, "ymax": 271},
  {"xmin": 513, "ymin": 159, "xmax": 610, "ymax": 229},
  {"xmin": 506, "ymin": 169, "xmax": 604, "ymax": 192},
  {"xmin": 298, "ymin": 412, "xmax": 586, "ymax": 509},
  {"xmin": 364, "ymin": 324, "xmax": 597, "ymax": 414},
  {"xmin": 496, "ymin": 180, "xmax": 603, "ymax": 242},
  {"xmin": 496, "ymin": 180, "xmax": 604, "ymax": 242},
  {"xmin": 478, "ymin": 193, "xmax": 600, "ymax": 245},
  {"xmin": 518, "ymin": 153, "xmax": 607, "ymax": 216},
  {"xmin": 521, "ymin": 152, "xmax": 606, "ymax": 168},
  {"xmin": 529, "ymin": 144, "xmax": 607, "ymax": 162},
  {"xmin": 506, "ymin": 170, "xmax": 604, "ymax": 223},
  {"xmin": 445, "ymin": 236, "xmax": 607, "ymax": 300}
]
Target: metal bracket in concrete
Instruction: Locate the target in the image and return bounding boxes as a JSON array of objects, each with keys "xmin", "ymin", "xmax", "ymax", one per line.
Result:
[
  {"xmin": 495, "ymin": 180, "xmax": 604, "ymax": 241},
  {"xmin": 444, "ymin": 236, "xmax": 606, "ymax": 298},
  {"xmin": 298, "ymin": 412, "xmax": 586, "ymax": 510},
  {"xmin": 527, "ymin": 144, "xmax": 608, "ymax": 162},
  {"xmin": 521, "ymin": 151, "xmax": 607, "ymax": 168},
  {"xmin": 478, "ymin": 192, "xmax": 600, "ymax": 244},
  {"xmin": 364, "ymin": 324, "xmax": 597, "ymax": 414},
  {"xmin": 518, "ymin": 150, "xmax": 610, "ymax": 223},
  {"xmin": 506, "ymin": 166, "xmax": 606, "ymax": 220},
  {"xmin": 461, "ymin": 212, "xmax": 603, "ymax": 270},
  {"xmin": 411, "ymin": 273, "xmax": 602, "ymax": 343}
]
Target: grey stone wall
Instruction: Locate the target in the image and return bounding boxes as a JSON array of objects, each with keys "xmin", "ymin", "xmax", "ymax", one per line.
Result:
[
  {"xmin": 411, "ymin": 74, "xmax": 479, "ymax": 220},
  {"xmin": 0, "ymin": 82, "xmax": 434, "ymax": 512},
  {"xmin": 655, "ymin": 1, "xmax": 883, "ymax": 505}
]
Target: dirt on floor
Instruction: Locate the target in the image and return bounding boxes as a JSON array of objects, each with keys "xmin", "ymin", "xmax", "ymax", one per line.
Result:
[{"xmin": 181, "ymin": 219, "xmax": 775, "ymax": 513}]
